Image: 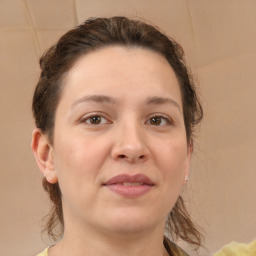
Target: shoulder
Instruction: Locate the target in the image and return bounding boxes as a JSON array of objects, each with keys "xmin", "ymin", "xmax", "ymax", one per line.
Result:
[
  {"xmin": 36, "ymin": 248, "xmax": 48, "ymax": 256},
  {"xmin": 164, "ymin": 237, "xmax": 190, "ymax": 256}
]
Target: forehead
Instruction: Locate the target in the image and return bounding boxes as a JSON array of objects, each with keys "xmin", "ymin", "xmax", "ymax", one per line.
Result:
[
  {"xmin": 69, "ymin": 46, "xmax": 176, "ymax": 79},
  {"xmin": 60, "ymin": 46, "xmax": 182, "ymax": 106}
]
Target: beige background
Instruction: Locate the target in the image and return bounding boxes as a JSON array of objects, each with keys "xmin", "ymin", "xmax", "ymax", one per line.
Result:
[{"xmin": 0, "ymin": 1, "xmax": 255, "ymax": 255}]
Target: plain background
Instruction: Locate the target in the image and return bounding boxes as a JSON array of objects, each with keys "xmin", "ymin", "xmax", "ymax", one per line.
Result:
[{"xmin": 0, "ymin": 1, "xmax": 255, "ymax": 255}]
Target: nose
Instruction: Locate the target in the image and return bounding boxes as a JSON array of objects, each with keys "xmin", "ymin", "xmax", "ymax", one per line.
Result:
[{"xmin": 111, "ymin": 122, "xmax": 149, "ymax": 163}]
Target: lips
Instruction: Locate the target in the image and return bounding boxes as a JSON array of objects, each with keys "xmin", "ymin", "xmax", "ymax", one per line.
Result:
[{"xmin": 103, "ymin": 174, "xmax": 154, "ymax": 197}]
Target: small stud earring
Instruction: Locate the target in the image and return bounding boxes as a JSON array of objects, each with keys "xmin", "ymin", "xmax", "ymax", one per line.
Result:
[{"xmin": 185, "ymin": 176, "xmax": 189, "ymax": 181}]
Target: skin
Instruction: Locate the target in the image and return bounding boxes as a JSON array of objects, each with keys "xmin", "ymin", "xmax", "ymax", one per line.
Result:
[{"xmin": 32, "ymin": 46, "xmax": 192, "ymax": 256}]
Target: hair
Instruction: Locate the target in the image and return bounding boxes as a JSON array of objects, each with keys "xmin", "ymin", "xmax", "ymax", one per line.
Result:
[{"xmin": 32, "ymin": 16, "xmax": 203, "ymax": 249}]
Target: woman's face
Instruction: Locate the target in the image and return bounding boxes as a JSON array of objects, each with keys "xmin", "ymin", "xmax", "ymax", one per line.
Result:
[{"xmin": 48, "ymin": 46, "xmax": 191, "ymax": 235}]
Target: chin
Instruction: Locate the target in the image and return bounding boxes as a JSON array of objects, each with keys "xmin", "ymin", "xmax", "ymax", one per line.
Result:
[{"xmin": 100, "ymin": 208, "xmax": 162, "ymax": 235}]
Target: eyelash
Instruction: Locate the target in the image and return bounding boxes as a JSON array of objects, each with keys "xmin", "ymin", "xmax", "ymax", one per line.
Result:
[{"xmin": 80, "ymin": 113, "xmax": 173, "ymax": 126}]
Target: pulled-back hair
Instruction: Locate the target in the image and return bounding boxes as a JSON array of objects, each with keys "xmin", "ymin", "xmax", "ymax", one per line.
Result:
[{"xmin": 32, "ymin": 16, "xmax": 203, "ymax": 249}]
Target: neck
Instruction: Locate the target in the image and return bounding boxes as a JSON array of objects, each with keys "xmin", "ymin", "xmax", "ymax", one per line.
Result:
[{"xmin": 50, "ymin": 223, "xmax": 169, "ymax": 256}]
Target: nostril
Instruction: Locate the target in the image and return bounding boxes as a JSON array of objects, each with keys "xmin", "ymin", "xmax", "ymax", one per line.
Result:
[{"xmin": 117, "ymin": 154, "xmax": 146, "ymax": 160}]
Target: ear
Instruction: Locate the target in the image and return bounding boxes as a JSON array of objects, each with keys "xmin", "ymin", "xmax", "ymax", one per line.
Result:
[
  {"xmin": 183, "ymin": 140, "xmax": 193, "ymax": 185},
  {"xmin": 31, "ymin": 128, "xmax": 58, "ymax": 184}
]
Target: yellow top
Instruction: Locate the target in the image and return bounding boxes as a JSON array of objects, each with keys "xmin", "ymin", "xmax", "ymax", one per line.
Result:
[
  {"xmin": 36, "ymin": 248, "xmax": 48, "ymax": 256},
  {"xmin": 36, "ymin": 240, "xmax": 189, "ymax": 256},
  {"xmin": 36, "ymin": 239, "xmax": 256, "ymax": 256},
  {"xmin": 214, "ymin": 239, "xmax": 256, "ymax": 256}
]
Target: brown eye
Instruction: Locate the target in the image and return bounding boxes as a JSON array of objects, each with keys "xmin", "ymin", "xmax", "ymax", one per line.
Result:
[
  {"xmin": 148, "ymin": 116, "xmax": 171, "ymax": 126},
  {"xmin": 90, "ymin": 116, "xmax": 102, "ymax": 124},
  {"xmin": 82, "ymin": 115, "xmax": 108, "ymax": 125},
  {"xmin": 150, "ymin": 117, "xmax": 162, "ymax": 125}
]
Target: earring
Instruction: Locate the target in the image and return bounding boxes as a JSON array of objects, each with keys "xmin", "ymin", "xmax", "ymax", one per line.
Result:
[{"xmin": 185, "ymin": 176, "xmax": 189, "ymax": 181}]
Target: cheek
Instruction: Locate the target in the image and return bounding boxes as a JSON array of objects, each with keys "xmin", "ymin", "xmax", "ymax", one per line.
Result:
[
  {"xmin": 158, "ymin": 143, "xmax": 188, "ymax": 212},
  {"xmin": 53, "ymin": 134, "xmax": 110, "ymax": 183},
  {"xmin": 157, "ymin": 139, "xmax": 188, "ymax": 173},
  {"xmin": 52, "ymin": 137, "xmax": 108, "ymax": 210},
  {"xmin": 155, "ymin": 138, "xmax": 188, "ymax": 192}
]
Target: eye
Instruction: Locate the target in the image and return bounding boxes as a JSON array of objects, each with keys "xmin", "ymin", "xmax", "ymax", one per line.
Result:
[
  {"xmin": 147, "ymin": 115, "xmax": 172, "ymax": 126},
  {"xmin": 82, "ymin": 115, "xmax": 109, "ymax": 125}
]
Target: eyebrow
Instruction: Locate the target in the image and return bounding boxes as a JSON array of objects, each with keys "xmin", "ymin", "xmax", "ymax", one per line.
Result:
[
  {"xmin": 71, "ymin": 95, "xmax": 117, "ymax": 108},
  {"xmin": 146, "ymin": 96, "xmax": 181, "ymax": 112},
  {"xmin": 71, "ymin": 94, "xmax": 181, "ymax": 112}
]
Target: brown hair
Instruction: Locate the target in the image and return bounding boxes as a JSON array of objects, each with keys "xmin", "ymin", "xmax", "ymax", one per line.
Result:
[{"xmin": 32, "ymin": 16, "xmax": 203, "ymax": 248}]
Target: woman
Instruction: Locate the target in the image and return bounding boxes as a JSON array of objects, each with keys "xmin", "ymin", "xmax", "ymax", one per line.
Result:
[{"xmin": 31, "ymin": 16, "xmax": 203, "ymax": 256}]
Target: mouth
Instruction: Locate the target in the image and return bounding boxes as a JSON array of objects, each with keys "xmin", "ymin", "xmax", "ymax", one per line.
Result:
[
  {"xmin": 103, "ymin": 174, "xmax": 154, "ymax": 197},
  {"xmin": 121, "ymin": 182, "xmax": 144, "ymax": 186}
]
